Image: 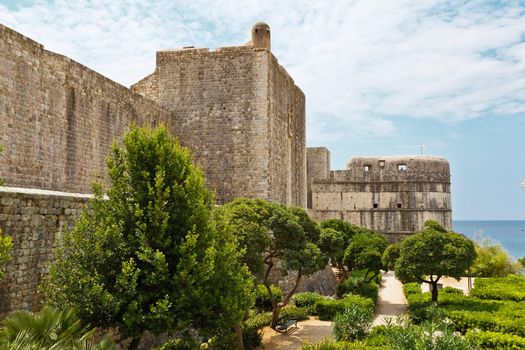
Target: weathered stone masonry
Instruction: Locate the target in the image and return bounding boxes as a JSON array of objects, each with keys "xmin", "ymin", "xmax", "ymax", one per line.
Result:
[
  {"xmin": 0, "ymin": 187, "xmax": 88, "ymax": 312},
  {"xmin": 0, "ymin": 22, "xmax": 316, "ymax": 313},
  {"xmin": 0, "ymin": 24, "xmax": 171, "ymax": 194},
  {"xmin": 308, "ymin": 152, "xmax": 452, "ymax": 242},
  {"xmin": 132, "ymin": 46, "xmax": 306, "ymax": 206}
]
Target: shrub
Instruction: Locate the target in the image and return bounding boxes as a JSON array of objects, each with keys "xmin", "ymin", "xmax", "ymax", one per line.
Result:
[
  {"xmin": 292, "ymin": 292, "xmax": 328, "ymax": 314},
  {"xmin": 241, "ymin": 326, "xmax": 261, "ymax": 350},
  {"xmin": 155, "ymin": 338, "xmax": 200, "ymax": 350},
  {"xmin": 253, "ymin": 284, "xmax": 282, "ymax": 312},
  {"xmin": 336, "ymin": 274, "xmax": 379, "ymax": 304},
  {"xmin": 333, "ymin": 304, "xmax": 374, "ymax": 341},
  {"xmin": 315, "ymin": 295, "xmax": 374, "ymax": 321},
  {"xmin": 244, "ymin": 311, "xmax": 272, "ymax": 330},
  {"xmin": 471, "ymin": 275, "xmax": 525, "ymax": 301},
  {"xmin": 280, "ymin": 305, "xmax": 309, "ymax": 321},
  {"xmin": 465, "ymin": 329, "xmax": 525, "ymax": 349},
  {"xmin": 403, "ymin": 282, "xmax": 422, "ymax": 297},
  {"xmin": 441, "ymin": 287, "xmax": 464, "ymax": 295},
  {"xmin": 301, "ymin": 339, "xmax": 376, "ymax": 350}
]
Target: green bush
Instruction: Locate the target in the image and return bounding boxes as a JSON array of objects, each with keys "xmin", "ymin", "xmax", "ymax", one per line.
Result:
[
  {"xmin": 241, "ymin": 326, "xmax": 262, "ymax": 350},
  {"xmin": 292, "ymin": 292, "xmax": 328, "ymax": 315},
  {"xmin": 254, "ymin": 284, "xmax": 282, "ymax": 312},
  {"xmin": 301, "ymin": 339, "xmax": 381, "ymax": 350},
  {"xmin": 244, "ymin": 311, "xmax": 272, "ymax": 330},
  {"xmin": 333, "ymin": 304, "xmax": 374, "ymax": 341},
  {"xmin": 441, "ymin": 287, "xmax": 464, "ymax": 295},
  {"xmin": 403, "ymin": 282, "xmax": 422, "ymax": 297},
  {"xmin": 315, "ymin": 295, "xmax": 374, "ymax": 321},
  {"xmin": 281, "ymin": 305, "xmax": 309, "ymax": 321},
  {"xmin": 155, "ymin": 338, "xmax": 200, "ymax": 350},
  {"xmin": 471, "ymin": 275, "xmax": 525, "ymax": 301},
  {"xmin": 336, "ymin": 276, "xmax": 379, "ymax": 304},
  {"xmin": 466, "ymin": 329, "xmax": 525, "ymax": 349}
]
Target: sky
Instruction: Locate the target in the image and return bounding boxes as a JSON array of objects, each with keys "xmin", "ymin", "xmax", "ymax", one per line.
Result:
[{"xmin": 0, "ymin": 0, "xmax": 524, "ymax": 220}]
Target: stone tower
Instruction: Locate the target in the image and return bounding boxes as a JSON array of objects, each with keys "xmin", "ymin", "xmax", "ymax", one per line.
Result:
[
  {"xmin": 132, "ymin": 23, "xmax": 306, "ymax": 206},
  {"xmin": 307, "ymin": 152, "xmax": 452, "ymax": 242},
  {"xmin": 250, "ymin": 22, "xmax": 271, "ymax": 50}
]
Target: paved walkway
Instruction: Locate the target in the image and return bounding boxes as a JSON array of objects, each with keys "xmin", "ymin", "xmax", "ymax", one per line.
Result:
[
  {"xmin": 256, "ymin": 317, "xmax": 333, "ymax": 350},
  {"xmin": 372, "ymin": 271, "xmax": 408, "ymax": 326}
]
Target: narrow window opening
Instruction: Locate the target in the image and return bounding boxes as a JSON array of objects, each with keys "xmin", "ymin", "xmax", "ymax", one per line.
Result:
[
  {"xmin": 364, "ymin": 165, "xmax": 370, "ymax": 172},
  {"xmin": 379, "ymin": 160, "xmax": 385, "ymax": 168},
  {"xmin": 397, "ymin": 203, "xmax": 402, "ymax": 208},
  {"xmin": 398, "ymin": 164, "xmax": 407, "ymax": 171},
  {"xmin": 373, "ymin": 203, "xmax": 378, "ymax": 209}
]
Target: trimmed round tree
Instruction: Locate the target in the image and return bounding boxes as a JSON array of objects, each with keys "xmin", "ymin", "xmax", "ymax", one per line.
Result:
[
  {"xmin": 394, "ymin": 220, "xmax": 476, "ymax": 302},
  {"xmin": 44, "ymin": 126, "xmax": 254, "ymax": 348},
  {"xmin": 343, "ymin": 231, "xmax": 388, "ymax": 282},
  {"xmin": 214, "ymin": 198, "xmax": 325, "ymax": 329}
]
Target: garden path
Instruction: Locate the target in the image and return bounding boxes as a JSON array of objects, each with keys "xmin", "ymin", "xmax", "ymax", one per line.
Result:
[
  {"xmin": 372, "ymin": 271, "xmax": 408, "ymax": 326},
  {"xmin": 256, "ymin": 317, "xmax": 333, "ymax": 350}
]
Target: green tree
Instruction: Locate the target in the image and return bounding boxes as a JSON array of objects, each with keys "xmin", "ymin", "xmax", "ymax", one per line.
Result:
[
  {"xmin": 318, "ymin": 228, "xmax": 345, "ymax": 268},
  {"xmin": 394, "ymin": 220, "xmax": 476, "ymax": 302},
  {"xmin": 44, "ymin": 126, "xmax": 253, "ymax": 349},
  {"xmin": 319, "ymin": 219, "xmax": 358, "ymax": 275},
  {"xmin": 215, "ymin": 198, "xmax": 325, "ymax": 329},
  {"xmin": 343, "ymin": 231, "xmax": 388, "ymax": 283},
  {"xmin": 471, "ymin": 236, "xmax": 521, "ymax": 277},
  {"xmin": 382, "ymin": 242, "xmax": 401, "ymax": 271}
]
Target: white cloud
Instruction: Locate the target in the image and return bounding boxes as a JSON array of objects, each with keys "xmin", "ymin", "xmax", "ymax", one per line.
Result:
[{"xmin": 0, "ymin": 0, "xmax": 523, "ymax": 141}]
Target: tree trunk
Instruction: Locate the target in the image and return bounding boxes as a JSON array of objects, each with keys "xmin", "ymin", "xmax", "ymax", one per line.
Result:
[
  {"xmin": 233, "ymin": 324, "xmax": 244, "ymax": 350},
  {"xmin": 270, "ymin": 304, "xmax": 283, "ymax": 329},
  {"xmin": 431, "ymin": 281, "xmax": 439, "ymax": 302}
]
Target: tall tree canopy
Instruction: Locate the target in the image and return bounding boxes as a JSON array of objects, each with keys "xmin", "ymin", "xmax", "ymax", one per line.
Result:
[
  {"xmin": 214, "ymin": 198, "xmax": 325, "ymax": 329},
  {"xmin": 45, "ymin": 126, "xmax": 253, "ymax": 348},
  {"xmin": 391, "ymin": 220, "xmax": 476, "ymax": 302},
  {"xmin": 343, "ymin": 232, "xmax": 389, "ymax": 283}
]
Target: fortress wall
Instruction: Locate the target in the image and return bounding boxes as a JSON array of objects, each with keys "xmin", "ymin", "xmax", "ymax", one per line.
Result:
[
  {"xmin": 267, "ymin": 55, "xmax": 306, "ymax": 207},
  {"xmin": 139, "ymin": 47, "xmax": 271, "ymax": 205},
  {"xmin": 306, "ymin": 147, "xmax": 331, "ymax": 208},
  {"xmin": 0, "ymin": 187, "xmax": 89, "ymax": 313},
  {"xmin": 0, "ymin": 24, "xmax": 170, "ymax": 194}
]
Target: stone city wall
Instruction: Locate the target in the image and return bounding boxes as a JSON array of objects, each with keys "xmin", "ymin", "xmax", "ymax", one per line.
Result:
[
  {"xmin": 0, "ymin": 187, "xmax": 89, "ymax": 313},
  {"xmin": 0, "ymin": 24, "xmax": 171, "ymax": 194}
]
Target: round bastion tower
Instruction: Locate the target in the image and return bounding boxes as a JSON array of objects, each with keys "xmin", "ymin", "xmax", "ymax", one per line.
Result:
[{"xmin": 251, "ymin": 22, "xmax": 271, "ymax": 50}]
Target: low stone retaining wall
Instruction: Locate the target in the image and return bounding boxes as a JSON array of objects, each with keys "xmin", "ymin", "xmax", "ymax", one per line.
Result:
[{"xmin": 0, "ymin": 187, "xmax": 90, "ymax": 314}]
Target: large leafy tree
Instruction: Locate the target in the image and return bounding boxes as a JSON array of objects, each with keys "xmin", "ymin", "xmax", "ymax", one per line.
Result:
[
  {"xmin": 343, "ymin": 231, "xmax": 389, "ymax": 283},
  {"xmin": 393, "ymin": 220, "xmax": 476, "ymax": 302},
  {"xmin": 214, "ymin": 199, "xmax": 325, "ymax": 329},
  {"xmin": 44, "ymin": 126, "xmax": 253, "ymax": 348}
]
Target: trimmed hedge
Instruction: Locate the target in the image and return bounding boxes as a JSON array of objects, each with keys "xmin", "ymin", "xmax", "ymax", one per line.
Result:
[
  {"xmin": 472, "ymin": 275, "xmax": 525, "ymax": 301},
  {"xmin": 315, "ymin": 295, "xmax": 374, "ymax": 321},
  {"xmin": 292, "ymin": 292, "xmax": 329, "ymax": 315},
  {"xmin": 404, "ymin": 284, "xmax": 525, "ymax": 337},
  {"xmin": 403, "ymin": 282, "xmax": 422, "ymax": 297},
  {"xmin": 466, "ymin": 330, "xmax": 525, "ymax": 349}
]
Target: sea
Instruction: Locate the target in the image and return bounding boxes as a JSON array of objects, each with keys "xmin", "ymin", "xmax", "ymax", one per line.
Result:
[{"xmin": 453, "ymin": 220, "xmax": 525, "ymax": 260}]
